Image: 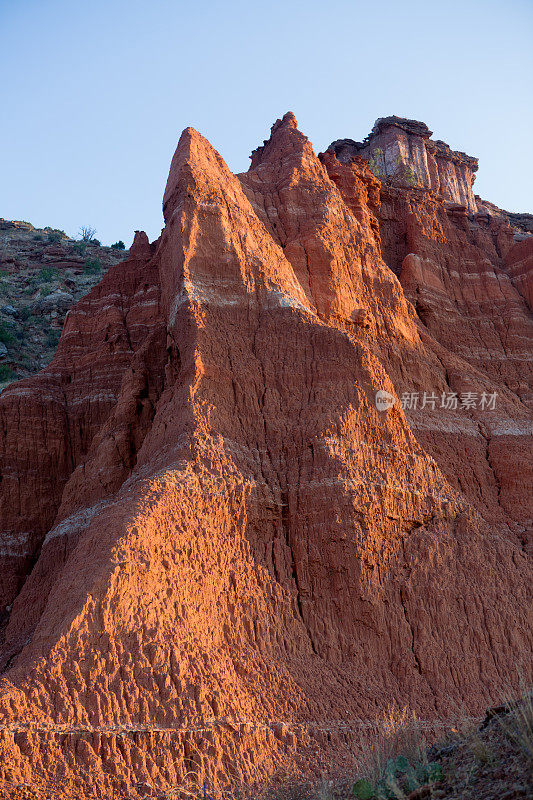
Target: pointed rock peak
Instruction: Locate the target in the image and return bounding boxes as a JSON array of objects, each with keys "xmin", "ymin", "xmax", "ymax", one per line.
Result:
[
  {"xmin": 163, "ymin": 126, "xmax": 232, "ymax": 224},
  {"xmin": 271, "ymin": 111, "xmax": 299, "ymax": 133},
  {"xmin": 249, "ymin": 111, "xmax": 309, "ymax": 170},
  {"xmin": 171, "ymin": 126, "xmax": 221, "ymax": 171},
  {"xmin": 129, "ymin": 230, "xmax": 152, "ymax": 259}
]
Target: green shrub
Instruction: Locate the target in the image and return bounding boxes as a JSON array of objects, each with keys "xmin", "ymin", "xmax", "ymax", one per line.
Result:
[
  {"xmin": 353, "ymin": 756, "xmax": 443, "ymax": 799},
  {"xmin": 19, "ymin": 306, "xmax": 32, "ymax": 322},
  {"xmin": 368, "ymin": 147, "xmax": 386, "ymax": 180},
  {"xmin": 0, "ymin": 323, "xmax": 14, "ymax": 345},
  {"xmin": 72, "ymin": 241, "xmax": 87, "ymax": 255},
  {"xmin": 44, "ymin": 227, "xmax": 66, "ymax": 238},
  {"xmin": 46, "ymin": 329, "xmax": 61, "ymax": 348},
  {"xmin": 47, "ymin": 231, "xmax": 63, "ymax": 243},
  {"xmin": 111, "ymin": 240, "xmax": 125, "ymax": 250},
  {"xmin": 84, "ymin": 258, "xmax": 102, "ymax": 275},
  {"xmin": 91, "ymin": 238, "xmax": 101, "ymax": 247},
  {"xmin": 38, "ymin": 267, "xmax": 58, "ymax": 282},
  {"xmin": 33, "ymin": 234, "xmax": 44, "ymax": 242},
  {"xmin": 352, "ymin": 706, "xmax": 439, "ymax": 799},
  {"xmin": 352, "ymin": 779, "xmax": 374, "ymax": 800},
  {"xmin": 0, "ymin": 364, "xmax": 16, "ymax": 382},
  {"xmin": 402, "ymin": 165, "xmax": 417, "ymax": 187}
]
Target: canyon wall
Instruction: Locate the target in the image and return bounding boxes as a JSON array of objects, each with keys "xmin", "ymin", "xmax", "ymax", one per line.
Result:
[{"xmin": 0, "ymin": 114, "xmax": 531, "ymax": 798}]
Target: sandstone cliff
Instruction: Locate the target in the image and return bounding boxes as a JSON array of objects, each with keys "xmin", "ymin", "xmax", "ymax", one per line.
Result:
[
  {"xmin": 0, "ymin": 115, "xmax": 531, "ymax": 798},
  {"xmin": 329, "ymin": 116, "xmax": 480, "ymax": 212}
]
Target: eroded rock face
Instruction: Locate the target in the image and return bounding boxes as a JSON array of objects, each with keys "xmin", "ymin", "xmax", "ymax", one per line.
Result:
[
  {"xmin": 329, "ymin": 116, "xmax": 479, "ymax": 212},
  {"xmin": 0, "ymin": 231, "xmax": 163, "ymax": 626},
  {"xmin": 0, "ymin": 115, "xmax": 531, "ymax": 797},
  {"xmin": 322, "ymin": 133, "xmax": 532, "ymax": 538}
]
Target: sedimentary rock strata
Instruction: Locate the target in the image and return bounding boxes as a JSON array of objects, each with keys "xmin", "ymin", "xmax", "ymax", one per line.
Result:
[
  {"xmin": 0, "ymin": 114, "xmax": 531, "ymax": 797},
  {"xmin": 329, "ymin": 115, "xmax": 479, "ymax": 212}
]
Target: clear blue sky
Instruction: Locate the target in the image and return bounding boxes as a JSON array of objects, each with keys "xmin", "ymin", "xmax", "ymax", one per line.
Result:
[{"xmin": 1, "ymin": 0, "xmax": 532, "ymax": 246}]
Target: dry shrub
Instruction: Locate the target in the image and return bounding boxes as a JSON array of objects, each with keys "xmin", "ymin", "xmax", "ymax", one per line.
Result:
[
  {"xmin": 495, "ymin": 676, "xmax": 533, "ymax": 760},
  {"xmin": 356, "ymin": 705, "xmax": 426, "ymax": 785}
]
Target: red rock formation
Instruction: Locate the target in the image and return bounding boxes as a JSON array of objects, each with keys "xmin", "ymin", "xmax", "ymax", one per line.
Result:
[
  {"xmin": 330, "ymin": 116, "xmax": 479, "ymax": 212},
  {"xmin": 504, "ymin": 236, "xmax": 533, "ymax": 310},
  {"xmin": 349, "ymin": 178, "xmax": 532, "ymax": 533},
  {"xmin": 0, "ymin": 231, "xmax": 162, "ymax": 631},
  {"xmin": 324, "ymin": 119, "xmax": 532, "ymax": 541},
  {"xmin": 0, "ymin": 115, "xmax": 531, "ymax": 797}
]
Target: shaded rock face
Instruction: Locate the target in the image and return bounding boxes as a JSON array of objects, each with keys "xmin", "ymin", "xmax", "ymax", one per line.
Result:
[
  {"xmin": 0, "ymin": 231, "xmax": 164, "ymax": 630},
  {"xmin": 329, "ymin": 116, "xmax": 479, "ymax": 212},
  {"xmin": 0, "ymin": 115, "xmax": 531, "ymax": 797}
]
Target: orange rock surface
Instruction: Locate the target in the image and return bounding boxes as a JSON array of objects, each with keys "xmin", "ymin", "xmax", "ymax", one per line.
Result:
[{"xmin": 0, "ymin": 114, "xmax": 531, "ymax": 797}]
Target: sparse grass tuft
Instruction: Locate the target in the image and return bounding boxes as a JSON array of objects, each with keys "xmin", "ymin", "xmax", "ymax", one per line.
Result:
[
  {"xmin": 19, "ymin": 306, "xmax": 32, "ymax": 322},
  {"xmin": 356, "ymin": 705, "xmax": 426, "ymax": 786},
  {"xmin": 495, "ymin": 678, "xmax": 533, "ymax": 759},
  {"xmin": 352, "ymin": 706, "xmax": 444, "ymax": 799},
  {"xmin": 468, "ymin": 733, "xmax": 493, "ymax": 766}
]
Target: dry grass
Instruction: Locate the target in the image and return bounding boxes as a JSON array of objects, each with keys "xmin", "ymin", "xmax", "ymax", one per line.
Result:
[
  {"xmin": 494, "ymin": 678, "xmax": 533, "ymax": 760},
  {"xmin": 161, "ymin": 681, "xmax": 533, "ymax": 799},
  {"xmin": 355, "ymin": 704, "xmax": 427, "ymax": 785}
]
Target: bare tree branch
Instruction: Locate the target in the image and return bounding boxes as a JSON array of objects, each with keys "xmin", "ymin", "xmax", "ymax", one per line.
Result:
[{"xmin": 78, "ymin": 225, "xmax": 97, "ymax": 242}]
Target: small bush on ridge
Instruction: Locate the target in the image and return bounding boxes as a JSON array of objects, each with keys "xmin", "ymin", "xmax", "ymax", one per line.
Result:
[
  {"xmin": 0, "ymin": 364, "xmax": 16, "ymax": 381},
  {"xmin": 84, "ymin": 258, "xmax": 101, "ymax": 275}
]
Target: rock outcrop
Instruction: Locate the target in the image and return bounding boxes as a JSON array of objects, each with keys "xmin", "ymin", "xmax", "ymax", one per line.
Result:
[
  {"xmin": 329, "ymin": 116, "xmax": 479, "ymax": 212},
  {"xmin": 0, "ymin": 220, "xmax": 129, "ymax": 386},
  {"xmin": 0, "ymin": 115, "xmax": 531, "ymax": 798},
  {"xmin": 0, "ymin": 232, "xmax": 162, "ymax": 633}
]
